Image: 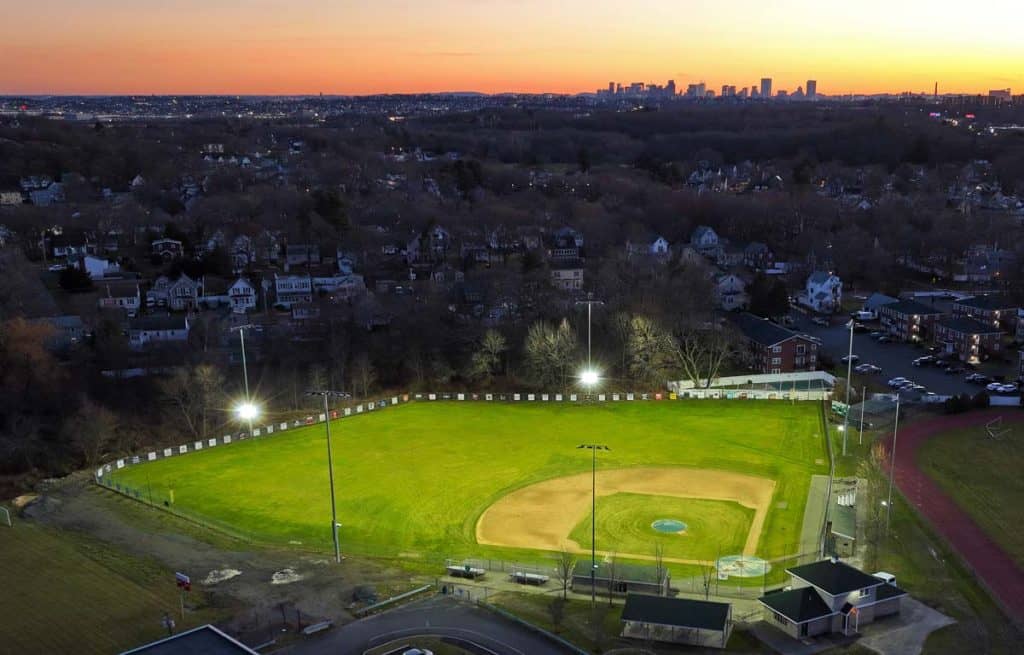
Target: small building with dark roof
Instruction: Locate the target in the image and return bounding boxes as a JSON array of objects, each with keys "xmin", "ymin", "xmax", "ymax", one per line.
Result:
[
  {"xmin": 934, "ymin": 316, "xmax": 1004, "ymax": 363},
  {"xmin": 878, "ymin": 298, "xmax": 944, "ymax": 342},
  {"xmin": 758, "ymin": 559, "xmax": 906, "ymax": 640},
  {"xmin": 732, "ymin": 312, "xmax": 820, "ymax": 374},
  {"xmin": 951, "ymin": 294, "xmax": 1018, "ymax": 331},
  {"xmin": 620, "ymin": 593, "xmax": 732, "ymax": 648},
  {"xmin": 572, "ymin": 560, "xmax": 669, "ymax": 597},
  {"xmin": 120, "ymin": 624, "xmax": 258, "ymax": 655}
]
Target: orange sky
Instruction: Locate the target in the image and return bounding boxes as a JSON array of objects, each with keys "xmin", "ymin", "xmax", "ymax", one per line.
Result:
[{"xmin": 2, "ymin": 1, "xmax": 1021, "ymax": 96}]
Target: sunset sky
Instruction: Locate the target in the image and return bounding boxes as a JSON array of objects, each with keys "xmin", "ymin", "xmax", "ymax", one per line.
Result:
[{"xmin": 2, "ymin": 0, "xmax": 1021, "ymax": 96}]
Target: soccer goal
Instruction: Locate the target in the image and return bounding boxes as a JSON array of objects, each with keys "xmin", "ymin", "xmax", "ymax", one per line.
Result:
[{"xmin": 986, "ymin": 417, "xmax": 1012, "ymax": 441}]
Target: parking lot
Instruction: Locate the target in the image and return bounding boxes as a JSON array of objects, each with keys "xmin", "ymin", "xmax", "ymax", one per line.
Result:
[{"xmin": 790, "ymin": 312, "xmax": 1003, "ymax": 398}]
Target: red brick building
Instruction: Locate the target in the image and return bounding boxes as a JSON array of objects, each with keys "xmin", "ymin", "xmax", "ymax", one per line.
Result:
[
  {"xmin": 934, "ymin": 316, "xmax": 1004, "ymax": 363},
  {"xmin": 734, "ymin": 313, "xmax": 820, "ymax": 374},
  {"xmin": 878, "ymin": 298, "xmax": 944, "ymax": 343},
  {"xmin": 951, "ymin": 294, "xmax": 1018, "ymax": 331}
]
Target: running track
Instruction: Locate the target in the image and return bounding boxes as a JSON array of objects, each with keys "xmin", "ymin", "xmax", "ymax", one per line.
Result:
[{"xmin": 889, "ymin": 409, "xmax": 1024, "ymax": 625}]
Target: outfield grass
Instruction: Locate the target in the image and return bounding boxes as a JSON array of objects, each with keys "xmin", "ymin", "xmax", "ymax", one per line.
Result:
[
  {"xmin": 569, "ymin": 493, "xmax": 753, "ymax": 562},
  {"xmin": 110, "ymin": 400, "xmax": 826, "ymax": 563},
  {"xmin": 916, "ymin": 423, "xmax": 1024, "ymax": 569},
  {"xmin": 0, "ymin": 514, "xmax": 222, "ymax": 655}
]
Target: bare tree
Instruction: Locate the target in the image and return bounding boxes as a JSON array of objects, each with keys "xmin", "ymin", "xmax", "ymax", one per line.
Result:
[
  {"xmin": 524, "ymin": 319, "xmax": 578, "ymax": 389},
  {"xmin": 548, "ymin": 598, "xmax": 566, "ymax": 632},
  {"xmin": 653, "ymin": 542, "xmax": 666, "ymax": 596},
  {"xmin": 160, "ymin": 364, "xmax": 224, "ymax": 438},
  {"xmin": 466, "ymin": 329, "xmax": 507, "ymax": 383},
  {"xmin": 700, "ymin": 561, "xmax": 715, "ymax": 600},
  {"xmin": 626, "ymin": 315, "xmax": 674, "ymax": 385},
  {"xmin": 553, "ymin": 547, "xmax": 577, "ymax": 600},
  {"xmin": 668, "ymin": 325, "xmax": 735, "ymax": 389},
  {"xmin": 351, "ymin": 353, "xmax": 377, "ymax": 398},
  {"xmin": 606, "ymin": 551, "xmax": 618, "ymax": 607},
  {"xmin": 63, "ymin": 398, "xmax": 119, "ymax": 467}
]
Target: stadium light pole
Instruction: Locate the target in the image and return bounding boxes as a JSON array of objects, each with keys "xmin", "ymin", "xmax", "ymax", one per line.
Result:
[
  {"xmin": 306, "ymin": 389, "xmax": 351, "ymax": 564},
  {"xmin": 230, "ymin": 324, "xmax": 255, "ymax": 435},
  {"xmin": 575, "ymin": 294, "xmax": 604, "ymax": 386},
  {"xmin": 577, "ymin": 443, "xmax": 610, "ymax": 607},
  {"xmin": 842, "ymin": 319, "xmax": 854, "ymax": 456},
  {"xmin": 885, "ymin": 394, "xmax": 901, "ymax": 535}
]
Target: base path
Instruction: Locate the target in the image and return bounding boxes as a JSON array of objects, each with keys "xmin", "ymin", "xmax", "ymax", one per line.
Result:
[
  {"xmin": 476, "ymin": 467, "xmax": 775, "ymax": 564},
  {"xmin": 888, "ymin": 410, "xmax": 1024, "ymax": 625}
]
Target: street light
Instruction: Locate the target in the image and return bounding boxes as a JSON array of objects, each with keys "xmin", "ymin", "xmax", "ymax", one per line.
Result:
[
  {"xmin": 580, "ymin": 369, "xmax": 600, "ymax": 387},
  {"xmin": 306, "ymin": 389, "xmax": 352, "ymax": 564},
  {"xmin": 885, "ymin": 394, "xmax": 901, "ymax": 535},
  {"xmin": 575, "ymin": 294, "xmax": 604, "ymax": 389},
  {"xmin": 577, "ymin": 443, "xmax": 610, "ymax": 607},
  {"xmin": 842, "ymin": 319, "xmax": 854, "ymax": 456},
  {"xmin": 235, "ymin": 402, "xmax": 259, "ymax": 422}
]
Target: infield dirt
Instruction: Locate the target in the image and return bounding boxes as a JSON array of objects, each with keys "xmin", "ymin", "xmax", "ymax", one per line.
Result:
[{"xmin": 475, "ymin": 466, "xmax": 775, "ymax": 564}]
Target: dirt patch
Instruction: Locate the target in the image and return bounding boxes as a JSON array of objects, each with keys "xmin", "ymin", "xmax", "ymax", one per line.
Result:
[
  {"xmin": 476, "ymin": 467, "xmax": 775, "ymax": 564},
  {"xmin": 204, "ymin": 568, "xmax": 243, "ymax": 586}
]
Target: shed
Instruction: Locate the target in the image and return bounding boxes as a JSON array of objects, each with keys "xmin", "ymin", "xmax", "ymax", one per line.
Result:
[
  {"xmin": 621, "ymin": 593, "xmax": 732, "ymax": 648},
  {"xmin": 120, "ymin": 624, "xmax": 257, "ymax": 655}
]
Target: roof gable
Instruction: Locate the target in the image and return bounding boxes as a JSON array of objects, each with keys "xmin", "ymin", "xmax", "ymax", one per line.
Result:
[
  {"xmin": 759, "ymin": 587, "xmax": 834, "ymax": 624},
  {"xmin": 788, "ymin": 559, "xmax": 883, "ymax": 596},
  {"xmin": 622, "ymin": 594, "xmax": 729, "ymax": 630}
]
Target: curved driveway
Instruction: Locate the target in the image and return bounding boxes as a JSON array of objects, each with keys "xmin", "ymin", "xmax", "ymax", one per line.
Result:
[
  {"xmin": 889, "ymin": 410, "xmax": 1024, "ymax": 625},
  {"xmin": 280, "ymin": 596, "xmax": 580, "ymax": 655}
]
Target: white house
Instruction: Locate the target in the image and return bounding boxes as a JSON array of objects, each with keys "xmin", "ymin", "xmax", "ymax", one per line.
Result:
[
  {"xmin": 551, "ymin": 261, "xmax": 584, "ymax": 291},
  {"xmin": 78, "ymin": 255, "xmax": 121, "ymax": 280},
  {"xmin": 147, "ymin": 274, "xmax": 199, "ymax": 311},
  {"xmin": 690, "ymin": 225, "xmax": 722, "ymax": 258},
  {"xmin": 97, "ymin": 280, "xmax": 141, "ymax": 314},
  {"xmin": 151, "ymin": 238, "xmax": 184, "ymax": 260},
  {"xmin": 228, "ymin": 278, "xmax": 257, "ymax": 313},
  {"xmin": 626, "ymin": 235, "xmax": 671, "ymax": 259},
  {"xmin": 715, "ymin": 273, "xmax": 748, "ymax": 311},
  {"xmin": 312, "ymin": 272, "xmax": 366, "ymax": 298},
  {"xmin": 128, "ymin": 315, "xmax": 190, "ymax": 349},
  {"xmin": 274, "ymin": 274, "xmax": 312, "ymax": 307},
  {"xmin": 801, "ymin": 271, "xmax": 842, "ymax": 314}
]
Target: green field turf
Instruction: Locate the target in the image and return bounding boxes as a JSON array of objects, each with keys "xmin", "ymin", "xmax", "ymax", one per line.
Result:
[
  {"xmin": 109, "ymin": 400, "xmax": 826, "ymax": 562},
  {"xmin": 916, "ymin": 421, "xmax": 1024, "ymax": 569},
  {"xmin": 0, "ymin": 516, "xmax": 222, "ymax": 655},
  {"xmin": 568, "ymin": 493, "xmax": 754, "ymax": 562}
]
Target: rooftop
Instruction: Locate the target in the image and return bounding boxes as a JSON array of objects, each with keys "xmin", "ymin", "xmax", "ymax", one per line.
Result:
[
  {"xmin": 621, "ymin": 594, "xmax": 729, "ymax": 630},
  {"xmin": 120, "ymin": 625, "xmax": 257, "ymax": 655},
  {"xmin": 936, "ymin": 316, "xmax": 1004, "ymax": 335},
  {"xmin": 955, "ymin": 294, "xmax": 1016, "ymax": 311},
  {"xmin": 574, "ymin": 560, "xmax": 665, "ymax": 583},
  {"xmin": 129, "ymin": 315, "xmax": 188, "ymax": 331},
  {"xmin": 788, "ymin": 559, "xmax": 884, "ymax": 596},
  {"xmin": 880, "ymin": 298, "xmax": 944, "ymax": 316},
  {"xmin": 732, "ymin": 312, "xmax": 803, "ymax": 347},
  {"xmin": 759, "ymin": 587, "xmax": 834, "ymax": 624}
]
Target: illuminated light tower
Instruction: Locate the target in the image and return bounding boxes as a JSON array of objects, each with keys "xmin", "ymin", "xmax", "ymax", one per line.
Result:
[
  {"xmin": 577, "ymin": 443, "xmax": 610, "ymax": 607},
  {"xmin": 230, "ymin": 324, "xmax": 256, "ymax": 435},
  {"xmin": 575, "ymin": 294, "xmax": 604, "ymax": 391}
]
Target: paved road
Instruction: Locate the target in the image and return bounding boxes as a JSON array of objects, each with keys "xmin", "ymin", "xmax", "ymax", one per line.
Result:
[
  {"xmin": 888, "ymin": 410, "xmax": 1024, "ymax": 626},
  {"xmin": 280, "ymin": 596, "xmax": 578, "ymax": 655}
]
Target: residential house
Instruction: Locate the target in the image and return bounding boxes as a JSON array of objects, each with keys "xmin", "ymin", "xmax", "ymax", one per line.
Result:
[
  {"xmin": 934, "ymin": 316, "xmax": 1003, "ymax": 363},
  {"xmin": 862, "ymin": 293, "xmax": 899, "ymax": 318},
  {"xmin": 312, "ymin": 272, "xmax": 367, "ymax": 298},
  {"xmin": 951, "ymin": 295, "xmax": 1018, "ymax": 331},
  {"xmin": 45, "ymin": 230, "xmax": 95, "ymax": 259},
  {"xmin": 285, "ymin": 244, "xmax": 320, "ymax": 269},
  {"xmin": 716, "ymin": 244, "xmax": 745, "ymax": 268},
  {"xmin": 733, "ymin": 312, "xmax": 819, "ymax": 374},
  {"xmin": 550, "ymin": 260, "xmax": 584, "ymax": 291},
  {"xmin": 230, "ymin": 235, "xmax": 255, "ymax": 272},
  {"xmin": 743, "ymin": 242, "xmax": 773, "ymax": 270},
  {"xmin": 29, "ymin": 181, "xmax": 64, "ymax": 206},
  {"xmin": 691, "ymin": 225, "xmax": 722, "ymax": 258},
  {"xmin": 626, "ymin": 234, "xmax": 670, "ymax": 259},
  {"xmin": 548, "ymin": 226, "xmax": 584, "ymax": 260},
  {"xmin": 715, "ymin": 273, "xmax": 748, "ymax": 311},
  {"xmin": 878, "ymin": 299, "xmax": 944, "ymax": 342},
  {"xmin": 274, "ymin": 274, "xmax": 312, "ymax": 307},
  {"xmin": 758, "ymin": 559, "xmax": 906, "ymax": 639},
  {"xmin": 33, "ymin": 315, "xmax": 85, "ymax": 350},
  {"xmin": 147, "ymin": 274, "xmax": 199, "ymax": 312},
  {"xmin": 228, "ymin": 278, "xmax": 257, "ymax": 313},
  {"xmin": 97, "ymin": 280, "xmax": 141, "ymax": 314},
  {"xmin": 197, "ymin": 276, "xmax": 231, "ymax": 309},
  {"xmin": 151, "ymin": 238, "xmax": 184, "ymax": 261},
  {"xmin": 801, "ymin": 272, "xmax": 842, "ymax": 314},
  {"xmin": 406, "ymin": 225, "xmax": 451, "ymax": 265},
  {"xmin": 128, "ymin": 315, "xmax": 190, "ymax": 349},
  {"xmin": 76, "ymin": 255, "xmax": 121, "ymax": 280}
]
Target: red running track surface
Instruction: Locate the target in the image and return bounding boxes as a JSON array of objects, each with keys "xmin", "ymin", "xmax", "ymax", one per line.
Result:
[{"xmin": 886, "ymin": 409, "xmax": 1024, "ymax": 624}]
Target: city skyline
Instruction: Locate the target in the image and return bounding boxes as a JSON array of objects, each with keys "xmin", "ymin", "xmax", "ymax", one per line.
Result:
[{"xmin": 1, "ymin": 0, "xmax": 1022, "ymax": 96}]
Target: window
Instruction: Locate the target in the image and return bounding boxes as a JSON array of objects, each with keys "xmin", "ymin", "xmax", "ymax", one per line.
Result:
[
  {"xmin": 773, "ymin": 612, "xmax": 789, "ymax": 626},
  {"xmin": 859, "ymin": 588, "xmax": 870, "ymax": 598},
  {"xmin": 772, "ymin": 345, "xmax": 782, "ymax": 353},
  {"xmin": 771, "ymin": 368, "xmax": 781, "ymax": 374},
  {"xmin": 796, "ymin": 345, "xmax": 806, "ymax": 355},
  {"xmin": 772, "ymin": 357, "xmax": 781, "ymax": 365}
]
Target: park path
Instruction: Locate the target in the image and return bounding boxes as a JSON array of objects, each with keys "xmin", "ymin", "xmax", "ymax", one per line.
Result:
[{"xmin": 887, "ymin": 409, "xmax": 1024, "ymax": 625}]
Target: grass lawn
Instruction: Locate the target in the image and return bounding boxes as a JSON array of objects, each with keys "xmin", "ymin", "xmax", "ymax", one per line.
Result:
[
  {"xmin": 569, "ymin": 493, "xmax": 753, "ymax": 562},
  {"xmin": 0, "ymin": 513, "xmax": 223, "ymax": 655},
  {"xmin": 916, "ymin": 423, "xmax": 1024, "ymax": 569},
  {"xmin": 109, "ymin": 400, "xmax": 826, "ymax": 562}
]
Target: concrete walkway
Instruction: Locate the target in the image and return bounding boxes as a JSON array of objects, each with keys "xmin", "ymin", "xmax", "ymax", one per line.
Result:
[{"xmin": 858, "ymin": 597, "xmax": 955, "ymax": 655}]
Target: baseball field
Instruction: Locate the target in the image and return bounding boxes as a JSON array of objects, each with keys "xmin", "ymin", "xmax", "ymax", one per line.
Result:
[{"xmin": 108, "ymin": 400, "xmax": 827, "ymax": 567}]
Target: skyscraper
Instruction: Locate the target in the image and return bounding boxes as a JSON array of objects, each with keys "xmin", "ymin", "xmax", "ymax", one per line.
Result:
[
  {"xmin": 806, "ymin": 80, "xmax": 817, "ymax": 99},
  {"xmin": 608, "ymin": 82, "xmax": 615, "ymax": 95},
  {"xmin": 760, "ymin": 78, "xmax": 773, "ymax": 99},
  {"xmin": 666, "ymin": 79, "xmax": 676, "ymax": 96}
]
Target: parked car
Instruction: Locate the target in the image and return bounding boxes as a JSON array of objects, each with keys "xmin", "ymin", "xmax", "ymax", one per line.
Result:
[
  {"xmin": 966, "ymin": 373, "xmax": 990, "ymax": 384},
  {"xmin": 877, "ymin": 335, "xmax": 892, "ymax": 343},
  {"xmin": 944, "ymin": 366, "xmax": 964, "ymax": 375},
  {"xmin": 812, "ymin": 317, "xmax": 830, "ymax": 327},
  {"xmin": 993, "ymin": 383, "xmax": 1018, "ymax": 394},
  {"xmin": 986, "ymin": 382, "xmax": 1004, "ymax": 392},
  {"xmin": 856, "ymin": 363, "xmax": 882, "ymax": 374},
  {"xmin": 912, "ymin": 356, "xmax": 935, "ymax": 367},
  {"xmin": 853, "ymin": 323, "xmax": 869, "ymax": 333},
  {"xmin": 888, "ymin": 377, "xmax": 909, "ymax": 387},
  {"xmin": 869, "ymin": 331, "xmax": 884, "ymax": 339},
  {"xmin": 841, "ymin": 355, "xmax": 861, "ymax": 364}
]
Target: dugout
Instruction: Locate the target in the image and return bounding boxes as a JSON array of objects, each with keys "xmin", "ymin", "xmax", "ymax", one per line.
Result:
[
  {"xmin": 572, "ymin": 561, "xmax": 670, "ymax": 597},
  {"xmin": 620, "ymin": 593, "xmax": 732, "ymax": 648}
]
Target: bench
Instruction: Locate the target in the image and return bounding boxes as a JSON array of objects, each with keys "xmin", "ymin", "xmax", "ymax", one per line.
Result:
[{"xmin": 301, "ymin": 620, "xmax": 333, "ymax": 635}]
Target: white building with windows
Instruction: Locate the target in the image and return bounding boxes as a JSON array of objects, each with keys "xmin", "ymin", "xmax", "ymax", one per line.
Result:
[
  {"xmin": 274, "ymin": 274, "xmax": 312, "ymax": 307},
  {"xmin": 228, "ymin": 278, "xmax": 257, "ymax": 313}
]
